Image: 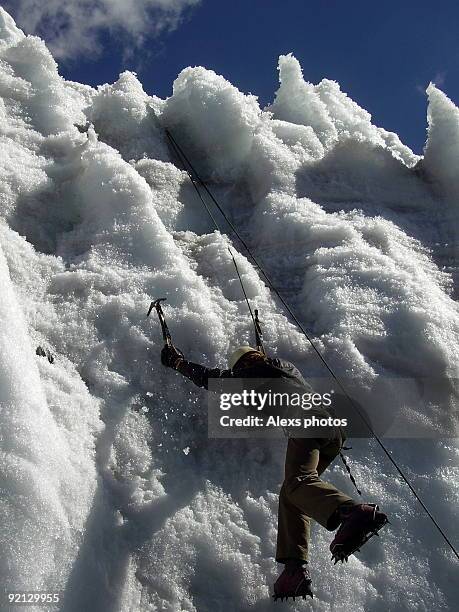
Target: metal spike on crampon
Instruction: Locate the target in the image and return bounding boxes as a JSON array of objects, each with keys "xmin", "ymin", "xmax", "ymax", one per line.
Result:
[
  {"xmin": 273, "ymin": 580, "xmax": 314, "ymax": 602},
  {"xmin": 273, "ymin": 593, "xmax": 313, "ymax": 602}
]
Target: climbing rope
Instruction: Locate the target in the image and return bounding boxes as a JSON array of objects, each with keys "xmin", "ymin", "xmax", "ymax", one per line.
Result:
[
  {"xmin": 164, "ymin": 128, "xmax": 459, "ymax": 562},
  {"xmin": 166, "ymin": 129, "xmax": 263, "ymax": 353},
  {"xmin": 339, "ymin": 448, "xmax": 362, "ymax": 497}
]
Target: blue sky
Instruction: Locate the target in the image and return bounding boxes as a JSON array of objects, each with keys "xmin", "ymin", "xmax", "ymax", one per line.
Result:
[{"xmin": 6, "ymin": 0, "xmax": 459, "ymax": 153}]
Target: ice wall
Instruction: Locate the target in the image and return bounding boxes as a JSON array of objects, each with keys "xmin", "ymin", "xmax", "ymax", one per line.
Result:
[
  {"xmin": 0, "ymin": 7, "xmax": 457, "ymax": 612},
  {"xmin": 424, "ymin": 83, "xmax": 459, "ymax": 198},
  {"xmin": 0, "ymin": 233, "xmax": 101, "ymax": 601}
]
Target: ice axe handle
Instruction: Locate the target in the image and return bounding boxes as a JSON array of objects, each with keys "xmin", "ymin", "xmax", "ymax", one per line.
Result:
[
  {"xmin": 147, "ymin": 298, "xmax": 172, "ymax": 346},
  {"xmin": 254, "ymin": 309, "xmax": 265, "ymax": 355}
]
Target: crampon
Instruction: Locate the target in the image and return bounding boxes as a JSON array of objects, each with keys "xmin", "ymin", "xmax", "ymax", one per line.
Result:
[
  {"xmin": 273, "ymin": 565, "xmax": 313, "ymax": 602},
  {"xmin": 330, "ymin": 503, "xmax": 389, "ymax": 564}
]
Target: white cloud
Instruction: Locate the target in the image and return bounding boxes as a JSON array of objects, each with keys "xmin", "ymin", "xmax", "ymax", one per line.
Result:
[{"xmin": 3, "ymin": 0, "xmax": 200, "ymax": 60}]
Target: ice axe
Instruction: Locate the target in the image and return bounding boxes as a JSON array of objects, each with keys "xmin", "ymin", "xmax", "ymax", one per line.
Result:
[
  {"xmin": 254, "ymin": 309, "xmax": 265, "ymax": 355},
  {"xmin": 147, "ymin": 298, "xmax": 173, "ymax": 346}
]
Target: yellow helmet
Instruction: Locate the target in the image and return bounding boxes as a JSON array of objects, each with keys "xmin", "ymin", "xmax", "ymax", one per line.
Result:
[{"xmin": 228, "ymin": 346, "xmax": 259, "ymax": 370}]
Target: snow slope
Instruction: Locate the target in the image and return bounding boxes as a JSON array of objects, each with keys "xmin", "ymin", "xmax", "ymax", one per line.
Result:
[{"xmin": 0, "ymin": 7, "xmax": 458, "ymax": 611}]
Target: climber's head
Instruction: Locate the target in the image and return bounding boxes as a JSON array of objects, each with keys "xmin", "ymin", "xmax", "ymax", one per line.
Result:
[{"xmin": 228, "ymin": 346, "xmax": 266, "ymax": 371}]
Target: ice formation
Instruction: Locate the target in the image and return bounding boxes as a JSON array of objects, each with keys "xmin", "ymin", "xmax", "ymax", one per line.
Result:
[{"xmin": 0, "ymin": 8, "xmax": 457, "ymax": 612}]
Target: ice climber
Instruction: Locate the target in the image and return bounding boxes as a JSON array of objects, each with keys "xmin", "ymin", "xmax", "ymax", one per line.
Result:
[{"xmin": 161, "ymin": 343, "xmax": 388, "ymax": 601}]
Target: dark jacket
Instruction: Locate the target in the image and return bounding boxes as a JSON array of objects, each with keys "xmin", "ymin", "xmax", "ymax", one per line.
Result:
[{"xmin": 176, "ymin": 356, "xmax": 312, "ymax": 392}]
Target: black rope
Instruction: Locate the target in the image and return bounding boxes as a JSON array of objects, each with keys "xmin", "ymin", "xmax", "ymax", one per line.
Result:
[
  {"xmin": 164, "ymin": 129, "xmax": 459, "ymax": 562},
  {"xmin": 166, "ymin": 130, "xmax": 262, "ymax": 352},
  {"xmin": 167, "ymin": 134, "xmax": 222, "ymax": 231},
  {"xmin": 229, "ymin": 247, "xmax": 263, "ymax": 351},
  {"xmin": 339, "ymin": 450, "xmax": 362, "ymax": 497}
]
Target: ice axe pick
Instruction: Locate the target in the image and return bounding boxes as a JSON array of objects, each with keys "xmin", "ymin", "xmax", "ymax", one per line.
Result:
[{"xmin": 147, "ymin": 298, "xmax": 173, "ymax": 346}]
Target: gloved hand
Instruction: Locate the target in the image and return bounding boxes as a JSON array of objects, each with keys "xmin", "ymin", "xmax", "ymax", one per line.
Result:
[{"xmin": 161, "ymin": 344, "xmax": 184, "ymax": 369}]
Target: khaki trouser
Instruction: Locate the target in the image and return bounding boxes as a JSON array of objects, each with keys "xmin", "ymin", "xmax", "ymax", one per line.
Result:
[{"xmin": 276, "ymin": 433, "xmax": 356, "ymax": 562}]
